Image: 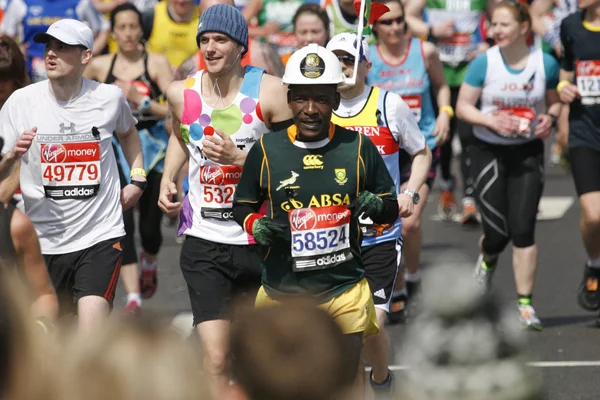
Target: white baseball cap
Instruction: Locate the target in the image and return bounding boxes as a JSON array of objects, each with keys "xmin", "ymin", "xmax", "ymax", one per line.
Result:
[
  {"xmin": 326, "ymin": 32, "xmax": 370, "ymax": 63},
  {"xmin": 33, "ymin": 19, "xmax": 94, "ymax": 51}
]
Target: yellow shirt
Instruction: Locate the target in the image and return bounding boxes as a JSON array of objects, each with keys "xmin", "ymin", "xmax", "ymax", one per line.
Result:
[{"xmin": 146, "ymin": 1, "xmax": 199, "ymax": 67}]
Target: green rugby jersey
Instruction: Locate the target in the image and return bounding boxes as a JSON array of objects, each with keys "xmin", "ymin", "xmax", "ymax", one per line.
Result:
[{"xmin": 234, "ymin": 124, "xmax": 397, "ymax": 301}]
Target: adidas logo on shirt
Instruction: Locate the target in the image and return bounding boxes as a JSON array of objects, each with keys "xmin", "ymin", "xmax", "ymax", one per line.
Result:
[{"xmin": 374, "ymin": 289, "xmax": 386, "ymax": 299}]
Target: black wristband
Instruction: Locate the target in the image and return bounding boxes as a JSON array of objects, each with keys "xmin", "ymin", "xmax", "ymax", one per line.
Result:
[
  {"xmin": 549, "ymin": 114, "xmax": 558, "ymax": 128},
  {"xmin": 131, "ymin": 179, "xmax": 147, "ymax": 191}
]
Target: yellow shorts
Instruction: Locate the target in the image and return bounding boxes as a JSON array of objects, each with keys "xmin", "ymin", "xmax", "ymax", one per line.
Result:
[{"xmin": 255, "ymin": 278, "xmax": 379, "ymax": 338}]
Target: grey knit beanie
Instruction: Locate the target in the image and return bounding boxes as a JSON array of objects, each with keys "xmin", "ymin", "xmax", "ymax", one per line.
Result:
[{"xmin": 196, "ymin": 4, "xmax": 248, "ymax": 51}]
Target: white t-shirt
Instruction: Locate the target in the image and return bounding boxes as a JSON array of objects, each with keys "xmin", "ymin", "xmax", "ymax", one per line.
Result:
[
  {"xmin": 336, "ymin": 86, "xmax": 426, "ymax": 156},
  {"xmin": 0, "ymin": 79, "xmax": 136, "ymax": 254}
]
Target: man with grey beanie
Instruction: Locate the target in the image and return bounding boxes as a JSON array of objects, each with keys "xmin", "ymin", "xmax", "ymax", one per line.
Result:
[{"xmin": 157, "ymin": 4, "xmax": 292, "ymax": 398}]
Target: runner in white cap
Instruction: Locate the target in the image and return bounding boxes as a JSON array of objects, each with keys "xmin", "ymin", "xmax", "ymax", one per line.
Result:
[
  {"xmin": 0, "ymin": 19, "xmax": 145, "ymax": 334},
  {"xmin": 327, "ymin": 32, "xmax": 431, "ymax": 392}
]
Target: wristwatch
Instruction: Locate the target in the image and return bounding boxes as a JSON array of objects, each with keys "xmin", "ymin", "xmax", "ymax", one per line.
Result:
[
  {"xmin": 131, "ymin": 179, "xmax": 147, "ymax": 191},
  {"xmin": 401, "ymin": 189, "xmax": 420, "ymax": 205},
  {"xmin": 138, "ymin": 96, "xmax": 151, "ymax": 111}
]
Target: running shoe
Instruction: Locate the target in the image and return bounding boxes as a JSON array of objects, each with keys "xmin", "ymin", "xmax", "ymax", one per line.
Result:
[
  {"xmin": 473, "ymin": 254, "xmax": 497, "ymax": 288},
  {"xmin": 437, "ymin": 189, "xmax": 457, "ymax": 220},
  {"xmin": 387, "ymin": 295, "xmax": 407, "ymax": 324},
  {"xmin": 122, "ymin": 300, "xmax": 142, "ymax": 317},
  {"xmin": 518, "ymin": 304, "xmax": 542, "ymax": 331},
  {"xmin": 139, "ymin": 253, "xmax": 158, "ymax": 299},
  {"xmin": 577, "ymin": 264, "xmax": 600, "ymax": 311},
  {"xmin": 460, "ymin": 197, "xmax": 480, "ymax": 226}
]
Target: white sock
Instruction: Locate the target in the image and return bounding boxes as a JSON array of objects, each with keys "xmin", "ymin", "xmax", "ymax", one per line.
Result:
[
  {"xmin": 587, "ymin": 258, "xmax": 600, "ymax": 269},
  {"xmin": 392, "ymin": 288, "xmax": 408, "ymax": 298},
  {"xmin": 404, "ymin": 271, "xmax": 421, "ymax": 282},
  {"xmin": 141, "ymin": 253, "xmax": 157, "ymax": 271},
  {"xmin": 127, "ymin": 293, "xmax": 142, "ymax": 305}
]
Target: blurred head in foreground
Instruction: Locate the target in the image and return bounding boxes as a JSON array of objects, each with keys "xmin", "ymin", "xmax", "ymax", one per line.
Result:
[
  {"xmin": 229, "ymin": 300, "xmax": 358, "ymax": 400},
  {"xmin": 0, "ymin": 267, "xmax": 51, "ymax": 400},
  {"xmin": 57, "ymin": 317, "xmax": 210, "ymax": 400},
  {"xmin": 396, "ymin": 264, "xmax": 544, "ymax": 400}
]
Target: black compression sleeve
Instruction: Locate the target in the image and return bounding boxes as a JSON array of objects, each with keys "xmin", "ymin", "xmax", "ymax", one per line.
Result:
[
  {"xmin": 270, "ymin": 119, "xmax": 294, "ymax": 132},
  {"xmin": 233, "ymin": 202, "xmax": 260, "ymax": 229},
  {"xmin": 372, "ymin": 198, "xmax": 399, "ymax": 225}
]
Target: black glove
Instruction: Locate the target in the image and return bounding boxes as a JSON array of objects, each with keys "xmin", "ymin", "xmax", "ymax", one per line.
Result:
[{"xmin": 349, "ymin": 191, "xmax": 383, "ymax": 219}]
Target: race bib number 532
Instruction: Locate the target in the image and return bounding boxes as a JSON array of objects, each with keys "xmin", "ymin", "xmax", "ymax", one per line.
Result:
[
  {"xmin": 41, "ymin": 140, "xmax": 101, "ymax": 200},
  {"xmin": 289, "ymin": 205, "xmax": 353, "ymax": 272},
  {"xmin": 199, "ymin": 164, "xmax": 242, "ymax": 221}
]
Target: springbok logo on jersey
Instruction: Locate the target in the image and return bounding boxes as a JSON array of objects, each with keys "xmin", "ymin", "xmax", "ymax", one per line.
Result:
[
  {"xmin": 200, "ymin": 165, "xmax": 224, "ymax": 185},
  {"xmin": 42, "ymin": 144, "xmax": 67, "ymax": 163},
  {"xmin": 277, "ymin": 171, "xmax": 299, "ymax": 191},
  {"xmin": 290, "ymin": 208, "xmax": 317, "ymax": 230}
]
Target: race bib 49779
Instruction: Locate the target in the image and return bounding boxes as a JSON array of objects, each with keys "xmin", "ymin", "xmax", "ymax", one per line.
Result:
[{"xmin": 40, "ymin": 141, "xmax": 101, "ymax": 200}]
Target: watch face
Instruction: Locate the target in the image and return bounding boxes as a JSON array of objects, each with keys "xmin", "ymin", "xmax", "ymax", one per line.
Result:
[{"xmin": 413, "ymin": 192, "xmax": 421, "ymax": 204}]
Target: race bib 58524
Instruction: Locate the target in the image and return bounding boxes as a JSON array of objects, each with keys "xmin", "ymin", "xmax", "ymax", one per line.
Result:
[
  {"xmin": 40, "ymin": 139, "xmax": 101, "ymax": 200},
  {"xmin": 199, "ymin": 164, "xmax": 242, "ymax": 221},
  {"xmin": 289, "ymin": 205, "xmax": 353, "ymax": 272}
]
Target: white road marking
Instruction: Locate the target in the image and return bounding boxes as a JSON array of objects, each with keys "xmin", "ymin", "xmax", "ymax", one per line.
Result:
[
  {"xmin": 366, "ymin": 361, "xmax": 600, "ymax": 372},
  {"xmin": 537, "ymin": 196, "xmax": 575, "ymax": 220},
  {"xmin": 171, "ymin": 312, "xmax": 195, "ymax": 338},
  {"xmin": 430, "ymin": 196, "xmax": 575, "ymax": 222}
]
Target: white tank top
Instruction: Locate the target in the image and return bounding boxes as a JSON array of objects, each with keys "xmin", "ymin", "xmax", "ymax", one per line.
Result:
[
  {"xmin": 179, "ymin": 66, "xmax": 269, "ymax": 245},
  {"xmin": 474, "ymin": 46, "xmax": 547, "ymax": 146}
]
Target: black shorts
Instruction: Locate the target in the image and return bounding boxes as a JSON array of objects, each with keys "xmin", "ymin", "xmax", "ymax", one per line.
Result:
[
  {"xmin": 570, "ymin": 146, "xmax": 600, "ymax": 196},
  {"xmin": 399, "ymin": 147, "xmax": 440, "ymax": 189},
  {"xmin": 361, "ymin": 238, "xmax": 402, "ymax": 313},
  {"xmin": 44, "ymin": 236, "xmax": 124, "ymax": 312},
  {"xmin": 180, "ymin": 236, "xmax": 263, "ymax": 325}
]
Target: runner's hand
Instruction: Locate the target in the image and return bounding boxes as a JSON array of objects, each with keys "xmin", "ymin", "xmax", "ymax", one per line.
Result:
[
  {"xmin": 158, "ymin": 181, "xmax": 181, "ymax": 217},
  {"xmin": 114, "ymin": 80, "xmax": 143, "ymax": 105},
  {"xmin": 121, "ymin": 183, "xmax": 143, "ymax": 211},
  {"xmin": 202, "ymin": 130, "xmax": 245, "ymax": 166},
  {"xmin": 433, "ymin": 112, "xmax": 450, "ymax": 145},
  {"xmin": 467, "ymin": 42, "xmax": 490, "ymax": 61},
  {"xmin": 252, "ymin": 217, "xmax": 287, "ymax": 246},
  {"xmin": 349, "ymin": 191, "xmax": 383, "ymax": 219},
  {"xmin": 487, "ymin": 113, "xmax": 519, "ymax": 136},
  {"xmin": 7, "ymin": 128, "xmax": 37, "ymax": 160},
  {"xmin": 432, "ymin": 20, "xmax": 455, "ymax": 39},
  {"xmin": 398, "ymin": 193, "xmax": 415, "ymax": 218},
  {"xmin": 559, "ymin": 83, "xmax": 579, "ymax": 103},
  {"xmin": 534, "ymin": 114, "xmax": 553, "ymax": 139}
]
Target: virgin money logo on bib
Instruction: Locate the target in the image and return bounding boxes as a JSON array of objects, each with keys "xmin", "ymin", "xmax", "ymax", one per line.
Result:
[
  {"xmin": 577, "ymin": 61, "xmax": 600, "ymax": 77},
  {"xmin": 290, "ymin": 208, "xmax": 317, "ymax": 231},
  {"xmin": 42, "ymin": 144, "xmax": 67, "ymax": 163},
  {"xmin": 200, "ymin": 166, "xmax": 224, "ymax": 185}
]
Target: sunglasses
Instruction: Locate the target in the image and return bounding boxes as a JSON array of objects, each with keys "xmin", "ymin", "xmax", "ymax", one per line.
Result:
[
  {"xmin": 336, "ymin": 54, "xmax": 356, "ymax": 66},
  {"xmin": 377, "ymin": 16, "xmax": 405, "ymax": 26}
]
